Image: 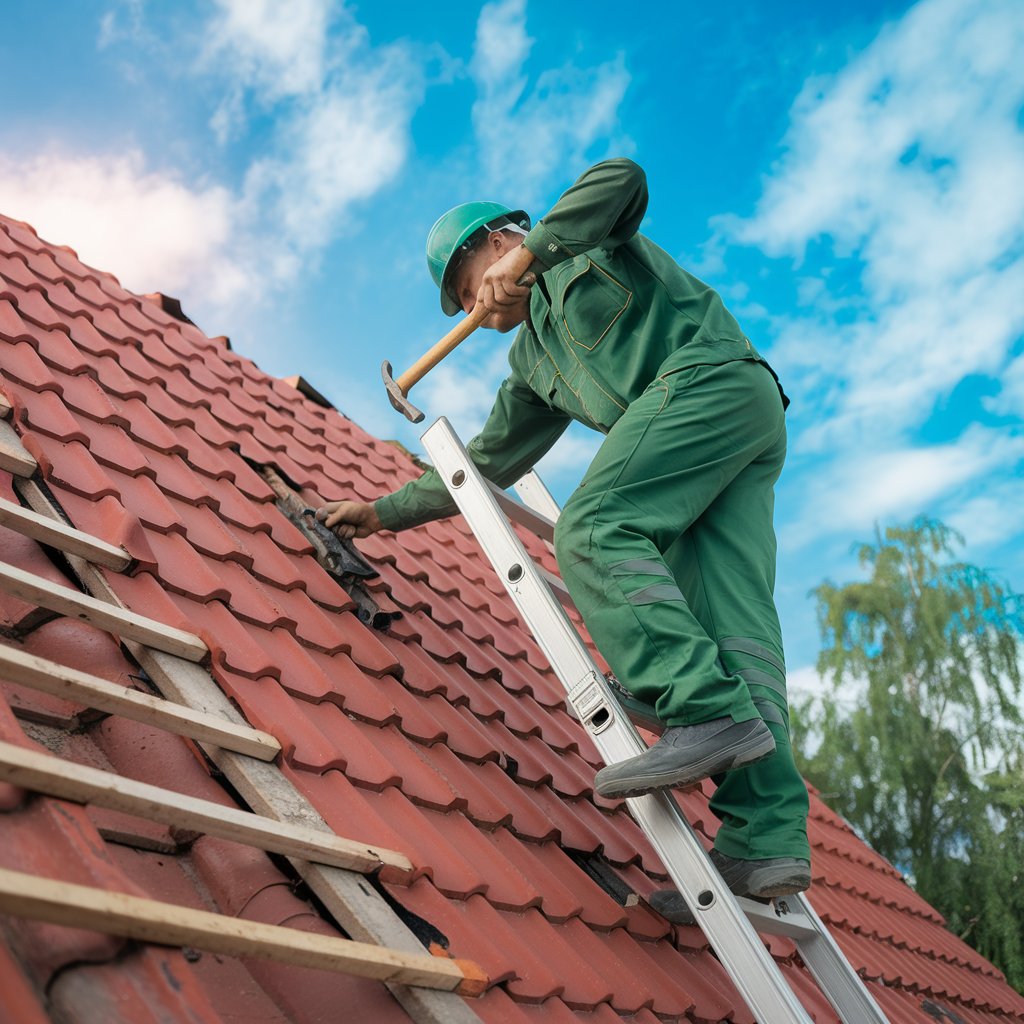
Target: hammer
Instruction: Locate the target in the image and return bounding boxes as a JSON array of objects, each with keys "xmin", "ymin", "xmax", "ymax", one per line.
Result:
[{"xmin": 381, "ymin": 303, "xmax": 490, "ymax": 423}]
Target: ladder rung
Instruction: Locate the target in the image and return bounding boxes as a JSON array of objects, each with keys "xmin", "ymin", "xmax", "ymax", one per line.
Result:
[
  {"xmin": 486, "ymin": 482, "xmax": 555, "ymax": 542},
  {"xmin": 0, "ymin": 643, "xmax": 279, "ymax": 760},
  {"xmin": 0, "ymin": 739, "xmax": 413, "ymax": 875},
  {"xmin": 0, "ymin": 496, "xmax": 131, "ymax": 571},
  {"xmin": 738, "ymin": 896, "xmax": 818, "ymax": 941},
  {"xmin": 0, "ymin": 866, "xmax": 483, "ymax": 994},
  {"xmin": 0, "ymin": 419, "xmax": 36, "ymax": 478},
  {"xmin": 539, "ymin": 566, "xmax": 575, "ymax": 609},
  {"xmin": 0, "ymin": 561, "xmax": 208, "ymax": 662}
]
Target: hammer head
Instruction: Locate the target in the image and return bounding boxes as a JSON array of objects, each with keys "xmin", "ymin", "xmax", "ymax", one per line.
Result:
[{"xmin": 381, "ymin": 360, "xmax": 425, "ymax": 423}]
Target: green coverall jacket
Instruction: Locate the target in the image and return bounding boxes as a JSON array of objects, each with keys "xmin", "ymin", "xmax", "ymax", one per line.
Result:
[{"xmin": 375, "ymin": 158, "xmax": 784, "ymax": 533}]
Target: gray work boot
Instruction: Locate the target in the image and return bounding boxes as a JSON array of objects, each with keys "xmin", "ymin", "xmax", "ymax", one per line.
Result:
[
  {"xmin": 650, "ymin": 849, "xmax": 812, "ymax": 925},
  {"xmin": 593, "ymin": 716, "xmax": 776, "ymax": 799}
]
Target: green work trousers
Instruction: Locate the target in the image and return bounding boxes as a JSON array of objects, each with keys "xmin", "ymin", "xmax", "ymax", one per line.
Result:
[{"xmin": 553, "ymin": 359, "xmax": 810, "ymax": 861}]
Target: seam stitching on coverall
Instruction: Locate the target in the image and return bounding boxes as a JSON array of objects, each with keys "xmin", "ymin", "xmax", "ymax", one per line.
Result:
[
  {"xmin": 579, "ymin": 377, "xmax": 683, "ymax": 701},
  {"xmin": 560, "ymin": 260, "xmax": 634, "ymax": 351}
]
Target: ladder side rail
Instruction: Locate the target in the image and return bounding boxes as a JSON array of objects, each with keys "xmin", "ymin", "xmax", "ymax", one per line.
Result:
[
  {"xmin": 512, "ymin": 472, "xmax": 563, "ymax": 522},
  {"xmin": 790, "ymin": 892, "xmax": 888, "ymax": 1022},
  {"xmin": 423, "ymin": 417, "xmax": 814, "ymax": 1024}
]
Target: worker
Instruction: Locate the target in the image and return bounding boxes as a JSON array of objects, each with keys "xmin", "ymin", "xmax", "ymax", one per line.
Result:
[{"xmin": 317, "ymin": 159, "xmax": 811, "ymax": 918}]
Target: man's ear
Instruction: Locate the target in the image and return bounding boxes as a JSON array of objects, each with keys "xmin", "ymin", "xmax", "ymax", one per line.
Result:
[{"xmin": 488, "ymin": 230, "xmax": 512, "ymax": 254}]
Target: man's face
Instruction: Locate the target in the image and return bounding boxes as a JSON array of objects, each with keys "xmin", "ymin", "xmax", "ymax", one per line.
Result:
[{"xmin": 450, "ymin": 232, "xmax": 530, "ymax": 333}]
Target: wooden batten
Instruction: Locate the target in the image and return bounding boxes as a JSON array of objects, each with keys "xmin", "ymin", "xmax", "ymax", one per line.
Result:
[
  {"xmin": 0, "ymin": 419, "xmax": 36, "ymax": 477},
  {"xmin": 0, "ymin": 867, "xmax": 483, "ymax": 994},
  {"xmin": 0, "ymin": 562, "xmax": 207, "ymax": 662},
  {"xmin": 0, "ymin": 644, "xmax": 279, "ymax": 760},
  {"xmin": 0, "ymin": 496, "xmax": 131, "ymax": 571},
  {"xmin": 0, "ymin": 741, "xmax": 412, "ymax": 875}
]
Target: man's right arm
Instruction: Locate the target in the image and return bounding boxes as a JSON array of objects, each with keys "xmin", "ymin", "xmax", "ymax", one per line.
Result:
[{"xmin": 367, "ymin": 376, "xmax": 570, "ymax": 533}]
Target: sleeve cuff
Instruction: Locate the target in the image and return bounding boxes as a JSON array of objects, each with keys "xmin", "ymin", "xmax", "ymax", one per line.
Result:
[
  {"xmin": 524, "ymin": 222, "xmax": 576, "ymax": 268},
  {"xmin": 373, "ymin": 494, "xmax": 407, "ymax": 533}
]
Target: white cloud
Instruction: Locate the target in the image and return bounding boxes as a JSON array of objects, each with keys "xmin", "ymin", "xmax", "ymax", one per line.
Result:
[
  {"xmin": 469, "ymin": 0, "xmax": 631, "ymax": 207},
  {"xmin": 736, "ymin": 0, "xmax": 1024, "ymax": 434},
  {"xmin": 945, "ymin": 476, "xmax": 1024, "ymax": 550},
  {"xmin": 0, "ymin": 150, "xmax": 244, "ymax": 303},
  {"xmin": 204, "ymin": 0, "xmax": 332, "ymax": 102},
  {"xmin": 985, "ymin": 351, "xmax": 1024, "ymax": 419},
  {"xmin": 202, "ymin": 0, "xmax": 422, "ymax": 258},
  {"xmin": 784, "ymin": 426, "xmax": 1024, "ymax": 547},
  {"xmin": 787, "ymin": 664, "xmax": 825, "ymax": 703},
  {"xmin": 0, "ymin": 2, "xmax": 423, "ymax": 319},
  {"xmin": 535, "ymin": 424, "xmax": 601, "ymax": 485},
  {"xmin": 723, "ymin": 0, "xmax": 1024, "ymax": 548},
  {"xmin": 417, "ymin": 343, "xmax": 511, "ymax": 438},
  {"xmin": 240, "ymin": 54, "xmax": 415, "ymax": 251}
]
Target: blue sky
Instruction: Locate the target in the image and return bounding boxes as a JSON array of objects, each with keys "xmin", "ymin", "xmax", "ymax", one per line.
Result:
[{"xmin": 2, "ymin": 0, "xmax": 1023, "ymax": 689}]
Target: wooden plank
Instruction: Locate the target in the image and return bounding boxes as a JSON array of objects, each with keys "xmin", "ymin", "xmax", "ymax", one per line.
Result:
[
  {"xmin": 0, "ymin": 496, "xmax": 131, "ymax": 571},
  {"xmin": 0, "ymin": 561, "xmax": 207, "ymax": 662},
  {"xmin": 0, "ymin": 867, "xmax": 483, "ymax": 995},
  {"xmin": 16, "ymin": 482, "xmax": 484, "ymax": 1024},
  {"xmin": 0, "ymin": 419, "xmax": 36, "ymax": 477},
  {"xmin": 0, "ymin": 643, "xmax": 279, "ymax": 761},
  {"xmin": 0, "ymin": 739, "xmax": 412, "ymax": 875}
]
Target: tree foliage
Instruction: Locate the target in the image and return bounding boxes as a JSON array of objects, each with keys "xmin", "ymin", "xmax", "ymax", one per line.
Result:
[{"xmin": 793, "ymin": 518, "xmax": 1024, "ymax": 989}]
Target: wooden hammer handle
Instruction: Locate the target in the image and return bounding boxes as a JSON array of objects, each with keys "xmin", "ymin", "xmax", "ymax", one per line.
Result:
[{"xmin": 396, "ymin": 304, "xmax": 490, "ymax": 393}]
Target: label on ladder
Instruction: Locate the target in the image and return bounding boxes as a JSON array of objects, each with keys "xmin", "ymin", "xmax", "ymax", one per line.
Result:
[{"xmin": 568, "ymin": 672, "xmax": 615, "ymax": 734}]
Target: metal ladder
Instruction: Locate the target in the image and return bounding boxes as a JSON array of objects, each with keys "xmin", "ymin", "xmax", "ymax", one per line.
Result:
[{"xmin": 421, "ymin": 417, "xmax": 889, "ymax": 1024}]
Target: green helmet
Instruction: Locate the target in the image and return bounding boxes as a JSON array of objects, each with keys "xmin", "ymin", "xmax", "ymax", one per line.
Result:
[{"xmin": 426, "ymin": 201, "xmax": 530, "ymax": 315}]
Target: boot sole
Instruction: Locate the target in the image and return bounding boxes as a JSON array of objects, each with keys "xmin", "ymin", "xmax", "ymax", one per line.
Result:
[
  {"xmin": 651, "ymin": 868, "xmax": 810, "ymax": 926},
  {"xmin": 595, "ymin": 730, "xmax": 777, "ymax": 799},
  {"xmin": 744, "ymin": 868, "xmax": 812, "ymax": 898}
]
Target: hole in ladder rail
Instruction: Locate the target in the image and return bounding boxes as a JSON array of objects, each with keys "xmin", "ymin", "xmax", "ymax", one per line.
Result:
[
  {"xmin": 507, "ymin": 564, "xmax": 524, "ymax": 583},
  {"xmin": 451, "ymin": 470, "xmax": 466, "ymax": 488},
  {"xmin": 697, "ymin": 889, "xmax": 715, "ymax": 909},
  {"xmin": 588, "ymin": 707, "xmax": 610, "ymax": 730}
]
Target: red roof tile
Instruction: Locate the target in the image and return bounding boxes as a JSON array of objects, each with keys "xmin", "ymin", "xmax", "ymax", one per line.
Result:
[{"xmin": 2, "ymin": 210, "xmax": 1022, "ymax": 1024}]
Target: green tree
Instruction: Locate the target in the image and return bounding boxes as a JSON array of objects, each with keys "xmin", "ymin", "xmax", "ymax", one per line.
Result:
[{"xmin": 793, "ymin": 518, "xmax": 1024, "ymax": 989}]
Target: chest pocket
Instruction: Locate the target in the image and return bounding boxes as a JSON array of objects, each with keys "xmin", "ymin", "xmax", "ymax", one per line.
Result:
[{"xmin": 555, "ymin": 258, "xmax": 631, "ymax": 351}]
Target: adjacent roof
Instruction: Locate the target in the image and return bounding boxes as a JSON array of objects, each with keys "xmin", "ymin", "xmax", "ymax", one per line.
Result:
[{"xmin": 1, "ymin": 210, "xmax": 1022, "ymax": 1024}]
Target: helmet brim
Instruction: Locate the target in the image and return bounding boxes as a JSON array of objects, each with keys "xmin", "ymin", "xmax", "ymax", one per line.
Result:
[{"xmin": 433, "ymin": 209, "xmax": 530, "ymax": 317}]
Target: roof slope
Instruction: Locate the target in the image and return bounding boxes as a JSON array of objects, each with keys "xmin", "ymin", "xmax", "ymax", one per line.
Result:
[{"xmin": 0, "ymin": 211, "xmax": 1021, "ymax": 1024}]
